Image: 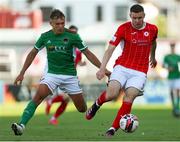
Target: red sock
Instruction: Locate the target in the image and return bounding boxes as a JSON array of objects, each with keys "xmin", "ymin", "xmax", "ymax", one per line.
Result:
[
  {"xmin": 112, "ymin": 101, "xmax": 132, "ymax": 130},
  {"xmin": 54, "ymin": 102, "xmax": 68, "ymax": 118},
  {"xmin": 97, "ymin": 90, "xmax": 107, "ymax": 106},
  {"xmin": 51, "ymin": 95, "xmax": 64, "ymax": 104}
]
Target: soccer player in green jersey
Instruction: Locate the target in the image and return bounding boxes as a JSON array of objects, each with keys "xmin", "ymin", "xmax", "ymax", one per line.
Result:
[
  {"xmin": 163, "ymin": 42, "xmax": 180, "ymax": 117},
  {"xmin": 45, "ymin": 25, "xmax": 87, "ymax": 125},
  {"xmin": 11, "ymin": 9, "xmax": 109, "ymax": 135}
]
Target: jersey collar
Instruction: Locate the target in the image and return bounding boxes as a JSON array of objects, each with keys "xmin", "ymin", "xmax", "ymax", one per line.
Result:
[{"xmin": 131, "ymin": 22, "xmax": 146, "ymax": 30}]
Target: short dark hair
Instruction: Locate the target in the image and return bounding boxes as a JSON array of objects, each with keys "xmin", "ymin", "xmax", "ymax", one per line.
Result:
[
  {"xmin": 69, "ymin": 25, "xmax": 78, "ymax": 31},
  {"xmin": 50, "ymin": 9, "xmax": 65, "ymax": 19},
  {"xmin": 130, "ymin": 4, "xmax": 144, "ymax": 13}
]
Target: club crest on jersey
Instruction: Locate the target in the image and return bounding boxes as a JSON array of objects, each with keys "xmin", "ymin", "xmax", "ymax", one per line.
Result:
[
  {"xmin": 132, "ymin": 39, "xmax": 137, "ymax": 43},
  {"xmin": 144, "ymin": 32, "xmax": 149, "ymax": 37},
  {"xmin": 63, "ymin": 38, "xmax": 69, "ymax": 44}
]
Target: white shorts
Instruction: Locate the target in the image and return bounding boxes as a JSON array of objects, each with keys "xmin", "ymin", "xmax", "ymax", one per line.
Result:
[
  {"xmin": 110, "ymin": 65, "xmax": 147, "ymax": 92},
  {"xmin": 40, "ymin": 73, "xmax": 82, "ymax": 95},
  {"xmin": 169, "ymin": 78, "xmax": 180, "ymax": 89}
]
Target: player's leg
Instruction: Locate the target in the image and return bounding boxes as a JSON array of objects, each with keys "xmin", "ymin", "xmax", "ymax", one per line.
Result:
[
  {"xmin": 11, "ymin": 73, "xmax": 58, "ymax": 135},
  {"xmin": 11, "ymin": 84, "xmax": 51, "ymax": 135},
  {"xmin": 170, "ymin": 89, "xmax": 176, "ymax": 114},
  {"xmin": 46, "ymin": 94, "xmax": 65, "ymax": 115},
  {"xmin": 86, "ymin": 80, "xmax": 121, "ymax": 120},
  {"xmin": 69, "ymin": 93, "xmax": 87, "ymax": 112},
  {"xmin": 176, "ymin": 89, "xmax": 180, "ymax": 115},
  {"xmin": 173, "ymin": 89, "xmax": 180, "ymax": 117},
  {"xmin": 173, "ymin": 79, "xmax": 180, "ymax": 117},
  {"xmin": 97, "ymin": 90, "xmax": 106, "ymax": 106},
  {"xmin": 85, "ymin": 90, "xmax": 107, "ymax": 120},
  {"xmin": 45, "ymin": 97, "xmax": 53, "ymax": 115},
  {"xmin": 105, "ymin": 87, "xmax": 140, "ymax": 137},
  {"xmin": 177, "ymin": 89, "xmax": 180, "ymax": 115},
  {"xmin": 86, "ymin": 65, "xmax": 126, "ymax": 120},
  {"xmin": 105, "ymin": 69, "xmax": 146, "ymax": 137},
  {"xmin": 49, "ymin": 94, "xmax": 70, "ymax": 125},
  {"xmin": 169, "ymin": 80, "xmax": 178, "ymax": 116},
  {"xmin": 62, "ymin": 75, "xmax": 87, "ymax": 112}
]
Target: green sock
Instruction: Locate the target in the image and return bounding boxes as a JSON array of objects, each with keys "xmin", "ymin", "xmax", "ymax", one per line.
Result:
[{"xmin": 20, "ymin": 100, "xmax": 37, "ymax": 126}]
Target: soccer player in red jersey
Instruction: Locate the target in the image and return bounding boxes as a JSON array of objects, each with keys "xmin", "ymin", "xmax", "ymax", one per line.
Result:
[
  {"xmin": 86, "ymin": 4, "xmax": 158, "ymax": 136},
  {"xmin": 46, "ymin": 25, "xmax": 87, "ymax": 125}
]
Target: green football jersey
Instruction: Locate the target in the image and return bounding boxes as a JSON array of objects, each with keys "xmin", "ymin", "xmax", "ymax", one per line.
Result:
[
  {"xmin": 163, "ymin": 54, "xmax": 180, "ymax": 79},
  {"xmin": 34, "ymin": 28, "xmax": 87, "ymax": 76}
]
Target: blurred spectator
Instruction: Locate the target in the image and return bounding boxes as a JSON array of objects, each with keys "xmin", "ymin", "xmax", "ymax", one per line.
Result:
[{"xmin": 163, "ymin": 42, "xmax": 180, "ymax": 117}]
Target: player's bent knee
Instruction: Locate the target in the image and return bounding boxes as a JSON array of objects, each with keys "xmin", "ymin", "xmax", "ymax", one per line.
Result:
[{"xmin": 106, "ymin": 93, "xmax": 118, "ymax": 101}]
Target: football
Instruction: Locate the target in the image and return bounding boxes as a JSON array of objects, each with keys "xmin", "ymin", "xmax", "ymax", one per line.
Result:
[{"xmin": 119, "ymin": 114, "xmax": 139, "ymax": 133}]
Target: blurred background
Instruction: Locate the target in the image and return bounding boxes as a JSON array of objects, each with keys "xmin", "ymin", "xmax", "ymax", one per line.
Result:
[{"xmin": 0, "ymin": 0, "xmax": 180, "ymax": 106}]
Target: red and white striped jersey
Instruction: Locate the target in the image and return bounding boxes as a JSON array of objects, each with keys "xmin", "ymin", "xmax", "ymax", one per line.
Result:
[{"xmin": 109, "ymin": 21, "xmax": 158, "ymax": 74}]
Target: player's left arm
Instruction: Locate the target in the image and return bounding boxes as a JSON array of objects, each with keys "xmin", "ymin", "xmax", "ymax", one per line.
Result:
[
  {"xmin": 74, "ymin": 34, "xmax": 101, "ymax": 68},
  {"xmin": 150, "ymin": 40, "xmax": 157, "ymax": 68},
  {"xmin": 150, "ymin": 25, "xmax": 158, "ymax": 68},
  {"xmin": 82, "ymin": 48, "xmax": 101, "ymax": 68}
]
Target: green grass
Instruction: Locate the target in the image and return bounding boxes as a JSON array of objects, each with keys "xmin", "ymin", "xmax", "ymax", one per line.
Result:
[{"xmin": 0, "ymin": 102, "xmax": 180, "ymax": 141}]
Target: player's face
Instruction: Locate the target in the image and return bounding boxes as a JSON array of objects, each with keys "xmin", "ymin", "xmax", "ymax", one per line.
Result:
[
  {"xmin": 69, "ymin": 28, "xmax": 77, "ymax": 33},
  {"xmin": 171, "ymin": 46, "xmax": 175, "ymax": 54},
  {"xmin": 130, "ymin": 11, "xmax": 145, "ymax": 29},
  {"xmin": 50, "ymin": 17, "xmax": 65, "ymax": 34}
]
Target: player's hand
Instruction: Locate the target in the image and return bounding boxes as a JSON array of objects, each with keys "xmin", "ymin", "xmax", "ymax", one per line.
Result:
[
  {"xmin": 78, "ymin": 61, "xmax": 86, "ymax": 66},
  {"xmin": 168, "ymin": 66, "xmax": 175, "ymax": 71},
  {"xmin": 105, "ymin": 69, "xmax": 111, "ymax": 78},
  {"xmin": 14, "ymin": 74, "xmax": 24, "ymax": 85},
  {"xmin": 96, "ymin": 69, "xmax": 105, "ymax": 80},
  {"xmin": 150, "ymin": 58, "xmax": 157, "ymax": 68}
]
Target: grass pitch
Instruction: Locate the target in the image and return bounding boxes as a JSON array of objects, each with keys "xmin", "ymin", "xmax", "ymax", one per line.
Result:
[{"xmin": 0, "ymin": 102, "xmax": 180, "ymax": 141}]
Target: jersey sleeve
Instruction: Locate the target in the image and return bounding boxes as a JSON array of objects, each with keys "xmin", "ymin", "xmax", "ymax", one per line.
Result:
[
  {"xmin": 109, "ymin": 25, "xmax": 124, "ymax": 46},
  {"xmin": 73, "ymin": 34, "xmax": 88, "ymax": 51},
  {"xmin": 163, "ymin": 56, "xmax": 168, "ymax": 68},
  {"xmin": 34, "ymin": 34, "xmax": 45, "ymax": 51}
]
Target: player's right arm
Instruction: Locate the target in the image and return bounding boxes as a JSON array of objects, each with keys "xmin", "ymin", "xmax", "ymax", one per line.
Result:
[
  {"xmin": 96, "ymin": 25, "xmax": 123, "ymax": 80},
  {"xmin": 96, "ymin": 44, "xmax": 115, "ymax": 80},
  {"xmin": 14, "ymin": 33, "xmax": 45, "ymax": 85},
  {"xmin": 14, "ymin": 48, "xmax": 38, "ymax": 85}
]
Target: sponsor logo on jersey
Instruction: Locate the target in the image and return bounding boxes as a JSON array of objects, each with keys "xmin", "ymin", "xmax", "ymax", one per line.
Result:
[
  {"xmin": 131, "ymin": 32, "xmax": 137, "ymax": 35},
  {"xmin": 47, "ymin": 46, "xmax": 55, "ymax": 51},
  {"xmin": 47, "ymin": 45, "xmax": 66, "ymax": 52},
  {"xmin": 55, "ymin": 46, "xmax": 66, "ymax": 51}
]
